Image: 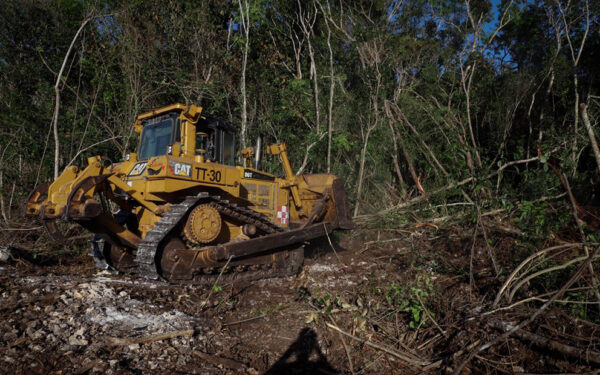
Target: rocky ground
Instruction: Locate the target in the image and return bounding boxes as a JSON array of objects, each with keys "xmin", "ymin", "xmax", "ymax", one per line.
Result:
[{"xmin": 1, "ymin": 224, "xmax": 599, "ymax": 374}]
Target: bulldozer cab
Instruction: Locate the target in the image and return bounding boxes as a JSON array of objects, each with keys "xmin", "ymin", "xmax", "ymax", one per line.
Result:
[
  {"xmin": 136, "ymin": 108, "xmax": 235, "ymax": 166},
  {"xmin": 194, "ymin": 116, "xmax": 235, "ymax": 165},
  {"xmin": 138, "ymin": 113, "xmax": 180, "ymax": 160}
]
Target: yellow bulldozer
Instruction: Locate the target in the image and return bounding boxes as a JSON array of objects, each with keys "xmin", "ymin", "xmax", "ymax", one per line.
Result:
[{"xmin": 24, "ymin": 104, "xmax": 352, "ymax": 283}]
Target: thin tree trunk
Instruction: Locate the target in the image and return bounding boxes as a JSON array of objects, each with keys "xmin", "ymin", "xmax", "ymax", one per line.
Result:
[
  {"xmin": 325, "ymin": 18, "xmax": 334, "ymax": 173},
  {"xmin": 462, "ymin": 62, "xmax": 482, "ymax": 169},
  {"xmin": 572, "ymin": 76, "xmax": 580, "ymax": 168},
  {"xmin": 401, "ymin": 143, "xmax": 426, "ymax": 195},
  {"xmin": 557, "ymin": 0, "xmax": 590, "ymax": 172},
  {"xmin": 296, "ymin": 132, "xmax": 327, "ymax": 175},
  {"xmin": 238, "ymin": 0, "xmax": 250, "ymax": 151},
  {"xmin": 307, "ymin": 41, "xmax": 320, "ymax": 134},
  {"xmin": 297, "ymin": 0, "xmax": 320, "ymax": 134},
  {"xmin": 0, "ymin": 170, "xmax": 8, "ymax": 224},
  {"xmin": 581, "ymin": 103, "xmax": 600, "ymax": 175},
  {"xmin": 391, "ymin": 102, "xmax": 449, "ymax": 176},
  {"xmin": 353, "ymin": 125, "xmax": 374, "ymax": 217},
  {"xmin": 386, "ymin": 121, "xmax": 408, "ymax": 199},
  {"xmin": 51, "ymin": 17, "xmax": 90, "ymax": 179}
]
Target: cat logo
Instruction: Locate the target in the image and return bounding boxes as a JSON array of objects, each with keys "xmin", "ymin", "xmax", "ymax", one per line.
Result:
[
  {"xmin": 128, "ymin": 162, "xmax": 147, "ymax": 176},
  {"xmin": 169, "ymin": 161, "xmax": 192, "ymax": 177}
]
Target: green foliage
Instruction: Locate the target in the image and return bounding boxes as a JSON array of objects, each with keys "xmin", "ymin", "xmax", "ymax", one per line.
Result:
[
  {"xmin": 0, "ymin": 0, "xmax": 599, "ymax": 226},
  {"xmin": 313, "ymin": 293, "xmax": 337, "ymax": 315},
  {"xmin": 517, "ymin": 201, "xmax": 550, "ymax": 236},
  {"xmin": 565, "ymin": 292, "xmax": 591, "ymax": 321},
  {"xmin": 516, "ymin": 201, "xmax": 571, "ymax": 239},
  {"xmin": 374, "ymin": 272, "xmax": 435, "ymax": 329}
]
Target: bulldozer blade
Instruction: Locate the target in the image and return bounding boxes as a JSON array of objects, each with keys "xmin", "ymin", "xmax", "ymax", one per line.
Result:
[
  {"xmin": 332, "ymin": 178, "xmax": 353, "ymax": 229},
  {"xmin": 212, "ymin": 222, "xmax": 335, "ymax": 261}
]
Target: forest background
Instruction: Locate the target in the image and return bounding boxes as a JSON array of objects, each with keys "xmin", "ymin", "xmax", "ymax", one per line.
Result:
[
  {"xmin": 1, "ymin": 0, "xmax": 600, "ymax": 372},
  {"xmin": 1, "ymin": 0, "xmax": 599, "ymax": 224}
]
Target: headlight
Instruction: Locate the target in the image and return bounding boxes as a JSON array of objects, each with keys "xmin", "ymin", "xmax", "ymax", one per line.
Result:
[
  {"xmin": 167, "ymin": 145, "xmax": 173, "ymax": 154},
  {"xmin": 124, "ymin": 153, "xmax": 130, "ymax": 161}
]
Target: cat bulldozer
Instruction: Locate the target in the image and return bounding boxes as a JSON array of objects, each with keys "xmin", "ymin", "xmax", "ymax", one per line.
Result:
[{"xmin": 25, "ymin": 104, "xmax": 352, "ymax": 283}]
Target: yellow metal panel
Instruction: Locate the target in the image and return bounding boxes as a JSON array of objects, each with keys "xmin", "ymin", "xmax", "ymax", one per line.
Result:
[{"xmin": 136, "ymin": 103, "xmax": 191, "ymax": 121}]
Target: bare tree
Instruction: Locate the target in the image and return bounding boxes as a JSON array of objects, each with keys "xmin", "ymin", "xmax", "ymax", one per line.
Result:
[
  {"xmin": 238, "ymin": 0, "xmax": 251, "ymax": 150},
  {"xmin": 51, "ymin": 16, "xmax": 91, "ymax": 179},
  {"xmin": 318, "ymin": 0, "xmax": 336, "ymax": 173},
  {"xmin": 354, "ymin": 38, "xmax": 384, "ymax": 216},
  {"xmin": 556, "ymin": 0, "xmax": 591, "ymax": 169},
  {"xmin": 297, "ymin": 0, "xmax": 321, "ymax": 134}
]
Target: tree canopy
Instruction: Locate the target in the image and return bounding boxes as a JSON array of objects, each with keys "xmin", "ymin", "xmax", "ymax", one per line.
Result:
[{"xmin": 1, "ymin": 0, "xmax": 599, "ymax": 219}]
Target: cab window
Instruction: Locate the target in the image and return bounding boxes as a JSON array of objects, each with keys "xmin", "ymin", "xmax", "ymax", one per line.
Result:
[{"xmin": 138, "ymin": 118, "xmax": 173, "ymax": 160}]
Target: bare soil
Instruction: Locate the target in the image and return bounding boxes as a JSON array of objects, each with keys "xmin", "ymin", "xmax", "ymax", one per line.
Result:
[{"xmin": 1, "ymin": 225, "xmax": 599, "ymax": 374}]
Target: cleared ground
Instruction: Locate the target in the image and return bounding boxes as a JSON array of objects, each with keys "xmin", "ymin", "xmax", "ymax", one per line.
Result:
[{"xmin": 1, "ymin": 225, "xmax": 599, "ymax": 374}]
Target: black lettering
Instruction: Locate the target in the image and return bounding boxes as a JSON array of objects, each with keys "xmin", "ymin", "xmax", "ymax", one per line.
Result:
[
  {"xmin": 215, "ymin": 171, "xmax": 222, "ymax": 182},
  {"xmin": 208, "ymin": 169, "xmax": 216, "ymax": 181},
  {"xmin": 195, "ymin": 167, "xmax": 207, "ymax": 180}
]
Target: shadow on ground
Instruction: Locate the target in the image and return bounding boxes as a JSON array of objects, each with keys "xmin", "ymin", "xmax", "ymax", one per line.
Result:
[
  {"xmin": 305, "ymin": 236, "xmax": 348, "ymax": 260},
  {"xmin": 263, "ymin": 328, "xmax": 338, "ymax": 375}
]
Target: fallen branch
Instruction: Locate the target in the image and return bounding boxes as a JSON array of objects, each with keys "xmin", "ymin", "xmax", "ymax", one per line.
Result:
[
  {"xmin": 452, "ymin": 245, "xmax": 600, "ymax": 375},
  {"xmin": 325, "ymin": 322, "xmax": 430, "ymax": 367},
  {"xmin": 323, "ymin": 222, "xmax": 342, "ymax": 263},
  {"xmin": 507, "ymin": 253, "xmax": 600, "ymax": 303},
  {"xmin": 474, "ymin": 286, "xmax": 597, "ymax": 320},
  {"xmin": 201, "ymin": 255, "xmax": 233, "ymax": 309},
  {"xmin": 360, "ymin": 156, "xmax": 544, "ymax": 219},
  {"xmin": 193, "ymin": 350, "xmax": 246, "ymax": 370},
  {"xmin": 328, "ymin": 317, "xmax": 355, "ymax": 375},
  {"xmin": 493, "ymin": 243, "xmax": 586, "ymax": 306},
  {"xmin": 106, "ymin": 329, "xmax": 194, "ymax": 346},
  {"xmin": 415, "ymin": 294, "xmax": 447, "ymax": 338},
  {"xmin": 222, "ymin": 314, "xmax": 268, "ymax": 327},
  {"xmin": 488, "ymin": 320, "xmax": 600, "ymax": 365}
]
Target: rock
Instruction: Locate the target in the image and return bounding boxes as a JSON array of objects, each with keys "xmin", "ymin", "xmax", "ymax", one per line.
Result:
[
  {"xmin": 3, "ymin": 356, "xmax": 15, "ymax": 364},
  {"xmin": 61, "ymin": 344, "xmax": 78, "ymax": 351},
  {"xmin": 51, "ymin": 324, "xmax": 61, "ymax": 336},
  {"xmin": 29, "ymin": 328, "xmax": 46, "ymax": 340},
  {"xmin": 68, "ymin": 328, "xmax": 88, "ymax": 346},
  {"xmin": 68, "ymin": 335, "xmax": 89, "ymax": 346},
  {"xmin": 0, "ymin": 246, "xmax": 16, "ymax": 263}
]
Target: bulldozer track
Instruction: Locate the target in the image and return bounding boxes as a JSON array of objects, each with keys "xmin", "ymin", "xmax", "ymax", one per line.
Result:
[
  {"xmin": 188, "ymin": 246, "xmax": 304, "ymax": 285},
  {"xmin": 132, "ymin": 192, "xmax": 286, "ymax": 281}
]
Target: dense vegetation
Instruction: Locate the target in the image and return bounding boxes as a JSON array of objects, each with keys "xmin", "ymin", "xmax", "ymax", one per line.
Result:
[{"xmin": 1, "ymin": 0, "xmax": 599, "ymax": 220}]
